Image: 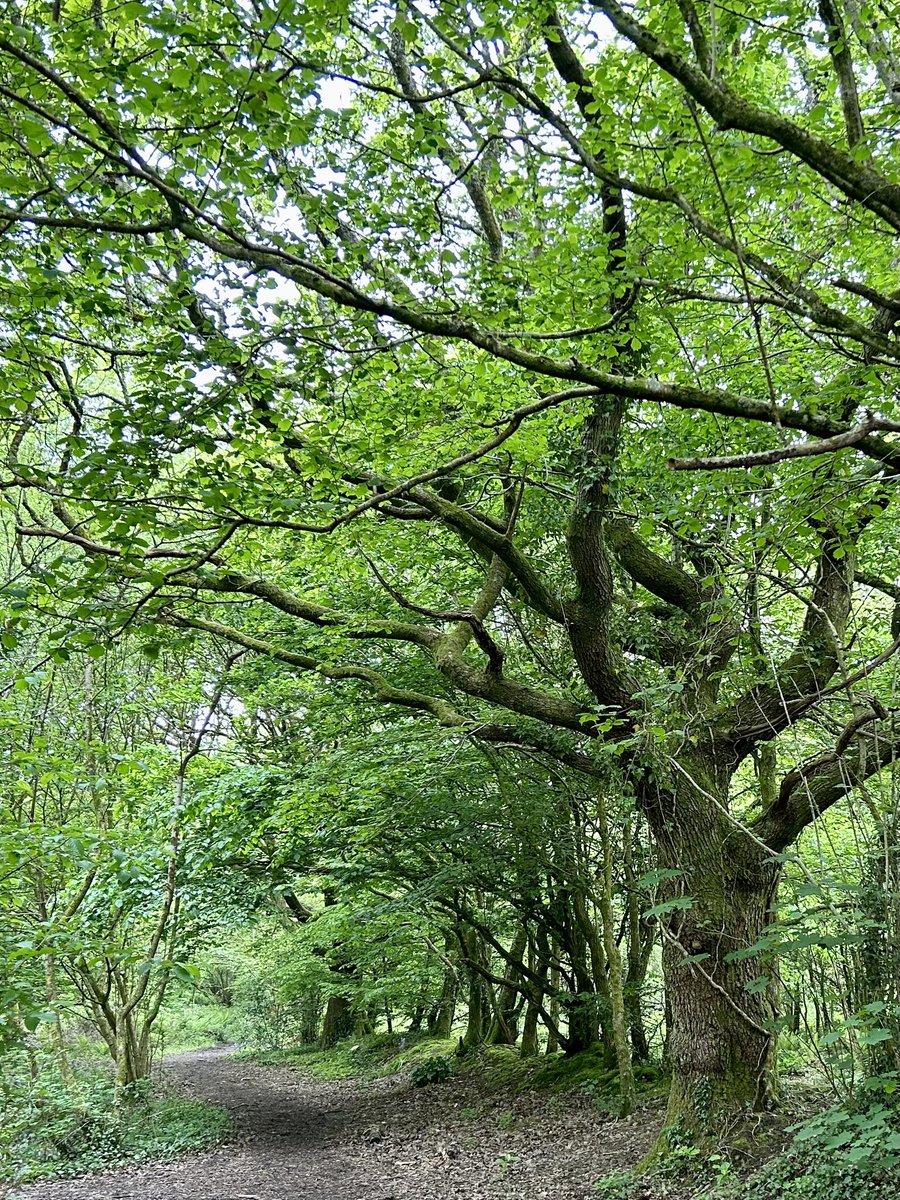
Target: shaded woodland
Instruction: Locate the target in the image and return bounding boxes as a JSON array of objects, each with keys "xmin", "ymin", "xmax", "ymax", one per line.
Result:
[{"xmin": 2, "ymin": 1, "xmax": 900, "ymax": 1195}]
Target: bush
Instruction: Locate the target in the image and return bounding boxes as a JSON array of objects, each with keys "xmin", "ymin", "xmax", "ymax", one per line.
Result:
[
  {"xmin": 593, "ymin": 1168, "xmax": 639, "ymax": 1199},
  {"xmin": 736, "ymin": 1101, "xmax": 900, "ymax": 1200},
  {"xmin": 410, "ymin": 1054, "xmax": 452, "ymax": 1087},
  {"xmin": 0, "ymin": 1048, "xmax": 229, "ymax": 1185}
]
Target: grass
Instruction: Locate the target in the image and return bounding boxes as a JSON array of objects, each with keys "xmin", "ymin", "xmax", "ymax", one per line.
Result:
[{"xmin": 244, "ymin": 1033, "xmax": 458, "ymax": 1081}]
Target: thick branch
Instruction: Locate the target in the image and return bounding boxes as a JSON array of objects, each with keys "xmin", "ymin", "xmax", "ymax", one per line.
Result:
[
  {"xmin": 166, "ymin": 614, "xmax": 467, "ymax": 725},
  {"xmin": 593, "ymin": 0, "xmax": 900, "ymax": 231},
  {"xmin": 818, "ymin": 0, "xmax": 866, "ymax": 149},
  {"xmin": 606, "ymin": 519, "xmax": 703, "ymax": 613},
  {"xmin": 15, "ymin": 522, "xmax": 440, "ymax": 649},
  {"xmin": 409, "ymin": 486, "xmax": 565, "ymax": 623},
  {"xmin": 669, "ymin": 413, "xmax": 898, "ymax": 470},
  {"xmin": 754, "ymin": 715, "xmax": 900, "ymax": 850},
  {"xmin": 183, "ymin": 222, "xmax": 900, "ymax": 470},
  {"xmin": 856, "ymin": 570, "xmax": 900, "ymax": 602},
  {"xmin": 719, "ymin": 526, "xmax": 856, "ymax": 757}
]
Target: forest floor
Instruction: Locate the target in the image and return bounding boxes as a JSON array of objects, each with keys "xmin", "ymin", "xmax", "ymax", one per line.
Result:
[{"xmin": 7, "ymin": 1045, "xmax": 662, "ymax": 1200}]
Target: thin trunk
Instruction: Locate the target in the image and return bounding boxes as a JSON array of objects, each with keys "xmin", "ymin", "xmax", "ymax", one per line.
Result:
[
  {"xmin": 427, "ymin": 933, "xmax": 457, "ymax": 1038},
  {"xmin": 461, "ymin": 927, "xmax": 489, "ymax": 1049},
  {"xmin": 407, "ymin": 1004, "xmax": 424, "ymax": 1034},
  {"xmin": 486, "ymin": 926, "xmax": 527, "ymax": 1045},
  {"xmin": 546, "ymin": 937, "xmax": 561, "ymax": 1054},
  {"xmin": 43, "ymin": 953, "xmax": 75, "ymax": 1087},
  {"xmin": 624, "ymin": 818, "xmax": 652, "ymax": 1061},
  {"xmin": 596, "ymin": 788, "xmax": 636, "ymax": 1116},
  {"xmin": 520, "ymin": 940, "xmax": 548, "ymax": 1058},
  {"xmin": 301, "ymin": 990, "xmax": 323, "ymax": 1043}
]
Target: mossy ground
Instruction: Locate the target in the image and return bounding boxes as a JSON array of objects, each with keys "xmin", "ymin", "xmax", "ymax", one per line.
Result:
[
  {"xmin": 244, "ymin": 1034, "xmax": 459, "ymax": 1081},
  {"xmin": 246, "ymin": 1033, "xmax": 665, "ymax": 1108}
]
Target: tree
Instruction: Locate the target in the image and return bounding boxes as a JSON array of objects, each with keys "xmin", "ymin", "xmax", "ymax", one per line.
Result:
[
  {"xmin": 0, "ymin": 635, "xmax": 245, "ymax": 1088},
  {"xmin": 1, "ymin": 0, "xmax": 900, "ymax": 1135}
]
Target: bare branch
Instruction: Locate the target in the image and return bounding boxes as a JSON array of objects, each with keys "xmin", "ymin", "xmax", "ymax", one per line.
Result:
[{"xmin": 669, "ymin": 413, "xmax": 898, "ymax": 471}]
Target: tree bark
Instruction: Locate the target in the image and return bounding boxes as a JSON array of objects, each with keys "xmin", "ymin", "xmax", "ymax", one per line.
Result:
[
  {"xmin": 320, "ymin": 994, "xmax": 354, "ymax": 1048},
  {"xmin": 624, "ymin": 821, "xmax": 652, "ymax": 1062},
  {"xmin": 486, "ymin": 926, "xmax": 527, "ymax": 1045},
  {"xmin": 427, "ymin": 951, "xmax": 457, "ymax": 1039},
  {"xmin": 520, "ymin": 939, "xmax": 547, "ymax": 1058},
  {"xmin": 647, "ymin": 758, "xmax": 780, "ymax": 1136},
  {"xmin": 461, "ymin": 928, "xmax": 490, "ymax": 1049},
  {"xmin": 596, "ymin": 787, "xmax": 636, "ymax": 1115}
]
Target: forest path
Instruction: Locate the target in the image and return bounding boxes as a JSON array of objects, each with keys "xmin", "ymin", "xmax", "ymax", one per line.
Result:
[{"xmin": 11, "ymin": 1045, "xmax": 658, "ymax": 1200}]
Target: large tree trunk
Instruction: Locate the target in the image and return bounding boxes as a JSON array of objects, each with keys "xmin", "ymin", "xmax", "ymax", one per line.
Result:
[
  {"xmin": 649, "ymin": 758, "xmax": 781, "ymax": 1136},
  {"xmin": 320, "ymin": 994, "xmax": 354, "ymax": 1048}
]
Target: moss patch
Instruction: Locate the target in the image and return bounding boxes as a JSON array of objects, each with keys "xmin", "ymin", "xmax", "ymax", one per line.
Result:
[
  {"xmin": 243, "ymin": 1034, "xmax": 457, "ymax": 1082},
  {"xmin": 245, "ymin": 1036, "xmax": 665, "ymax": 1108},
  {"xmin": 456, "ymin": 1043, "xmax": 664, "ymax": 1105}
]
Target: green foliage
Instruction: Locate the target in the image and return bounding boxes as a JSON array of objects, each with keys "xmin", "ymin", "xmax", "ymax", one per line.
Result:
[
  {"xmin": 736, "ymin": 1103, "xmax": 900, "ymax": 1200},
  {"xmin": 2, "ymin": 0, "xmax": 900, "ymax": 1182},
  {"xmin": 593, "ymin": 1168, "xmax": 639, "ymax": 1200},
  {"xmin": 155, "ymin": 999, "xmax": 237, "ymax": 1053},
  {"xmin": 410, "ymin": 1054, "xmax": 452, "ymax": 1087},
  {"xmin": 124, "ymin": 1097, "xmax": 231, "ymax": 1159},
  {"xmin": 0, "ymin": 1049, "xmax": 229, "ymax": 1184},
  {"xmin": 787, "ymin": 1096, "xmax": 900, "ymax": 1174}
]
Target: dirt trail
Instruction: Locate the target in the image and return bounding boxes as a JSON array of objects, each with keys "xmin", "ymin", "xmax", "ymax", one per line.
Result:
[{"xmin": 10, "ymin": 1046, "xmax": 659, "ymax": 1200}]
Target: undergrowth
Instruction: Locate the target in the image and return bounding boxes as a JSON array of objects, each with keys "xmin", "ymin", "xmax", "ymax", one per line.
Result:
[
  {"xmin": 593, "ymin": 1084, "xmax": 900, "ymax": 1200},
  {"xmin": 243, "ymin": 1033, "xmax": 459, "ymax": 1080},
  {"xmin": 245, "ymin": 1032, "xmax": 666, "ymax": 1117},
  {"xmin": 0, "ymin": 1050, "xmax": 230, "ymax": 1186}
]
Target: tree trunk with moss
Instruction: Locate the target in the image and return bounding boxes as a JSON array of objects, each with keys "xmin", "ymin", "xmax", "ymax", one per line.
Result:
[
  {"xmin": 461, "ymin": 928, "xmax": 491, "ymax": 1049},
  {"xmin": 428, "ymin": 949, "xmax": 457, "ymax": 1039},
  {"xmin": 520, "ymin": 941, "xmax": 548, "ymax": 1058},
  {"xmin": 648, "ymin": 759, "xmax": 780, "ymax": 1136},
  {"xmin": 486, "ymin": 927, "xmax": 527, "ymax": 1045}
]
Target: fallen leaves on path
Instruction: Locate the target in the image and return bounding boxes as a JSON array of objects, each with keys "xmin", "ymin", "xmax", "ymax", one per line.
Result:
[{"xmin": 9, "ymin": 1046, "xmax": 661, "ymax": 1200}]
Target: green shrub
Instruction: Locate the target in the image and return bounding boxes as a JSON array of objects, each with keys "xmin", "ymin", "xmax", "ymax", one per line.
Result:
[
  {"xmin": 733, "ymin": 1094, "xmax": 900, "ymax": 1200},
  {"xmin": 122, "ymin": 1097, "xmax": 231, "ymax": 1158},
  {"xmin": 593, "ymin": 1168, "xmax": 639, "ymax": 1199},
  {"xmin": 410, "ymin": 1054, "xmax": 452, "ymax": 1086},
  {"xmin": 0, "ymin": 1048, "xmax": 229, "ymax": 1185}
]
